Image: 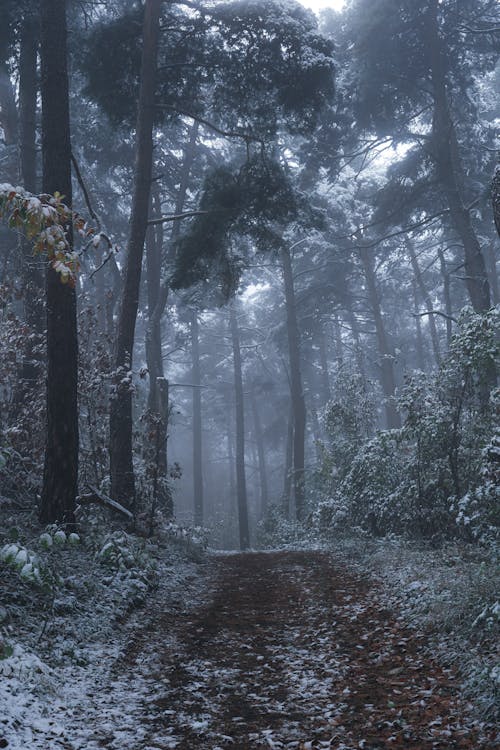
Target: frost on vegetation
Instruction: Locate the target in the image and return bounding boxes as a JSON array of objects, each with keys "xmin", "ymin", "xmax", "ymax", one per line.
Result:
[
  {"xmin": 1, "ymin": 542, "xmax": 42, "ymax": 584},
  {"xmin": 311, "ymin": 308, "xmax": 500, "ymax": 545},
  {"xmin": 97, "ymin": 531, "xmax": 158, "ymax": 605}
]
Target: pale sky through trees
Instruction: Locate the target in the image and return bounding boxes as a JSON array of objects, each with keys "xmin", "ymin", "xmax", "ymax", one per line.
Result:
[{"xmin": 300, "ymin": 0, "xmax": 345, "ymax": 13}]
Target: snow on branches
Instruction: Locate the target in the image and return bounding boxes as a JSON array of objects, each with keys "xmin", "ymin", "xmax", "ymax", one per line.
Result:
[{"xmin": 0, "ymin": 184, "xmax": 94, "ymax": 284}]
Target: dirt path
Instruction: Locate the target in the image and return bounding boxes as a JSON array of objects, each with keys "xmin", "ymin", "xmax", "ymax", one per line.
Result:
[{"xmin": 116, "ymin": 551, "xmax": 496, "ymax": 750}]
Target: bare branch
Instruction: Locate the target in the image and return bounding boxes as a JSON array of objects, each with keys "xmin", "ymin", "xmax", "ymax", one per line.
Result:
[
  {"xmin": 76, "ymin": 485, "xmax": 134, "ymax": 519},
  {"xmin": 413, "ymin": 310, "xmax": 458, "ymax": 324},
  {"xmin": 147, "ymin": 210, "xmax": 208, "ymax": 226}
]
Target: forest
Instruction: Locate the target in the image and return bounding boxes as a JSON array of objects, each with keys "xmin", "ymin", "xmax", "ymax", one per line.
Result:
[{"xmin": 0, "ymin": 0, "xmax": 499, "ymax": 748}]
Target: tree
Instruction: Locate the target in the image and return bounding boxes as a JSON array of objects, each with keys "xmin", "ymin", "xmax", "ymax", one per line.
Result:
[
  {"xmin": 229, "ymin": 300, "xmax": 250, "ymax": 550},
  {"xmin": 191, "ymin": 310, "xmax": 204, "ymax": 526},
  {"xmin": 341, "ymin": 0, "xmax": 497, "ymax": 313},
  {"xmin": 281, "ymin": 242, "xmax": 307, "ymax": 521},
  {"xmin": 109, "ymin": 0, "xmax": 161, "ymax": 511},
  {"xmin": 39, "ymin": 0, "xmax": 78, "ymax": 526}
]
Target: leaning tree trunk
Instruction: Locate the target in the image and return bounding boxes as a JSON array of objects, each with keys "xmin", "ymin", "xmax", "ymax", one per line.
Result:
[
  {"xmin": 427, "ymin": 0, "xmax": 491, "ymax": 314},
  {"xmin": 39, "ymin": 0, "xmax": 78, "ymax": 527},
  {"xmin": 281, "ymin": 245, "xmax": 307, "ymax": 521},
  {"xmin": 229, "ymin": 302, "xmax": 250, "ymax": 550},
  {"xmin": 191, "ymin": 311, "xmax": 204, "ymax": 526},
  {"xmin": 109, "ymin": 0, "xmax": 161, "ymax": 511},
  {"xmin": 359, "ymin": 246, "xmax": 401, "ymax": 429}
]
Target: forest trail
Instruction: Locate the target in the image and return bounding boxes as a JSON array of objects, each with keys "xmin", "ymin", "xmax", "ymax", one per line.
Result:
[{"xmin": 113, "ymin": 551, "xmax": 495, "ymax": 750}]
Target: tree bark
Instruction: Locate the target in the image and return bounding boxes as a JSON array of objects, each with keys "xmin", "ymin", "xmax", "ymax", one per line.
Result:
[
  {"xmin": 39, "ymin": 0, "xmax": 78, "ymax": 527},
  {"xmin": 281, "ymin": 245, "xmax": 307, "ymax": 521},
  {"xmin": 250, "ymin": 384, "xmax": 268, "ymax": 518},
  {"xmin": 17, "ymin": 10, "xmax": 44, "ymax": 396},
  {"xmin": 333, "ymin": 314, "xmax": 344, "ymax": 369},
  {"xmin": 191, "ymin": 311, "xmax": 204, "ymax": 526},
  {"xmin": 359, "ymin": 246, "xmax": 401, "ymax": 429},
  {"xmin": 109, "ymin": 0, "xmax": 161, "ymax": 510},
  {"xmin": 145, "ymin": 186, "xmax": 164, "ymax": 412},
  {"xmin": 427, "ymin": 0, "xmax": 491, "ymax": 313},
  {"xmin": 318, "ymin": 321, "xmax": 331, "ymax": 403},
  {"xmin": 412, "ymin": 279, "xmax": 426, "ymax": 371},
  {"xmin": 486, "ymin": 242, "xmax": 499, "ymax": 306},
  {"xmin": 283, "ymin": 403, "xmax": 294, "ymax": 519},
  {"xmin": 229, "ymin": 302, "xmax": 250, "ymax": 550},
  {"xmin": 437, "ymin": 247, "xmax": 453, "ymax": 346}
]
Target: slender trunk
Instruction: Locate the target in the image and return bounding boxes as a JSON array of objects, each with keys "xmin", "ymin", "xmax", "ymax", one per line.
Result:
[
  {"xmin": 109, "ymin": 0, "xmax": 160, "ymax": 510},
  {"xmin": 281, "ymin": 246, "xmax": 307, "ymax": 520},
  {"xmin": 333, "ymin": 314, "xmax": 344, "ymax": 369},
  {"xmin": 407, "ymin": 239, "xmax": 441, "ymax": 365},
  {"xmin": 412, "ymin": 279, "xmax": 426, "ymax": 371},
  {"xmin": 250, "ymin": 385, "xmax": 268, "ymax": 518},
  {"xmin": 229, "ymin": 302, "xmax": 250, "ymax": 550},
  {"xmin": 39, "ymin": 0, "xmax": 78, "ymax": 527},
  {"xmin": 0, "ymin": 48, "xmax": 18, "ymax": 182},
  {"xmin": 318, "ymin": 321, "xmax": 331, "ymax": 403},
  {"xmin": 283, "ymin": 404, "xmax": 294, "ymax": 518},
  {"xmin": 226, "ymin": 407, "xmax": 236, "ymax": 515},
  {"xmin": 17, "ymin": 12, "xmax": 44, "ymax": 395},
  {"xmin": 359, "ymin": 247, "xmax": 401, "ymax": 429},
  {"xmin": 347, "ymin": 308, "xmax": 366, "ymax": 380},
  {"xmin": 427, "ymin": 0, "xmax": 491, "ymax": 313},
  {"xmin": 486, "ymin": 242, "xmax": 499, "ymax": 306},
  {"xmin": 191, "ymin": 311, "xmax": 203, "ymax": 526},
  {"xmin": 145, "ymin": 186, "xmax": 163, "ymax": 412},
  {"xmin": 19, "ymin": 14, "xmax": 38, "ymax": 193},
  {"xmin": 146, "ymin": 121, "xmax": 199, "ymax": 347},
  {"xmin": 438, "ymin": 247, "xmax": 453, "ymax": 347}
]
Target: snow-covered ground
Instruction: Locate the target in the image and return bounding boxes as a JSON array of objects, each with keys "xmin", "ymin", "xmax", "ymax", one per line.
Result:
[{"xmin": 1, "ymin": 535, "xmax": 498, "ymax": 749}]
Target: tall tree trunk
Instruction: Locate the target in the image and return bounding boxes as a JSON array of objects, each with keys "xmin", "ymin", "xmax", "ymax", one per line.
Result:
[
  {"xmin": 427, "ymin": 0, "xmax": 491, "ymax": 313},
  {"xmin": 191, "ymin": 311, "xmax": 203, "ymax": 526},
  {"xmin": 144, "ymin": 122, "xmax": 199, "ymax": 504},
  {"xmin": 318, "ymin": 321, "xmax": 331, "ymax": 403},
  {"xmin": 109, "ymin": 0, "xmax": 160, "ymax": 510},
  {"xmin": 0, "ymin": 42, "xmax": 18, "ymax": 182},
  {"xmin": 146, "ymin": 120, "xmax": 199, "ymax": 367},
  {"xmin": 281, "ymin": 245, "xmax": 307, "ymax": 521},
  {"xmin": 406, "ymin": 239, "xmax": 441, "ymax": 365},
  {"xmin": 39, "ymin": 0, "xmax": 78, "ymax": 527},
  {"xmin": 333, "ymin": 314, "xmax": 344, "ymax": 369},
  {"xmin": 145, "ymin": 186, "xmax": 164, "ymax": 412},
  {"xmin": 229, "ymin": 302, "xmax": 250, "ymax": 550},
  {"xmin": 283, "ymin": 404, "xmax": 294, "ymax": 518},
  {"xmin": 18, "ymin": 10, "xmax": 44, "ymax": 394},
  {"xmin": 250, "ymin": 385, "xmax": 268, "ymax": 518},
  {"xmin": 347, "ymin": 307, "xmax": 367, "ymax": 380},
  {"xmin": 486, "ymin": 242, "xmax": 499, "ymax": 306},
  {"xmin": 359, "ymin": 247, "xmax": 401, "ymax": 429},
  {"xmin": 412, "ymin": 279, "xmax": 426, "ymax": 371},
  {"xmin": 438, "ymin": 247, "xmax": 453, "ymax": 346}
]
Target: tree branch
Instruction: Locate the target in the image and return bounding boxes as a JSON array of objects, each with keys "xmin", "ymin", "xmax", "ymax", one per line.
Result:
[
  {"xmin": 412, "ymin": 310, "xmax": 457, "ymax": 324},
  {"xmin": 147, "ymin": 210, "xmax": 208, "ymax": 225},
  {"xmin": 157, "ymin": 104, "xmax": 264, "ymax": 144}
]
